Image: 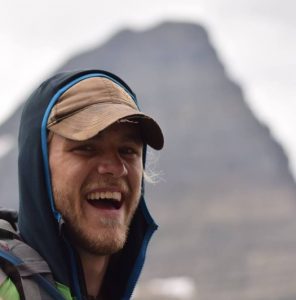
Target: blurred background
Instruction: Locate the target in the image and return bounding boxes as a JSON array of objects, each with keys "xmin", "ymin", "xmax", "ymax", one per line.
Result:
[{"xmin": 1, "ymin": 1, "xmax": 296, "ymax": 299}]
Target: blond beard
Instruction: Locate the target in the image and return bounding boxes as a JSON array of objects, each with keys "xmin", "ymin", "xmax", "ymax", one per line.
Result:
[
  {"xmin": 53, "ymin": 188, "xmax": 138, "ymax": 255},
  {"xmin": 64, "ymin": 217, "xmax": 129, "ymax": 255}
]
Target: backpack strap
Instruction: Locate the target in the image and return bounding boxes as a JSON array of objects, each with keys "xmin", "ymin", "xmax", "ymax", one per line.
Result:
[
  {"xmin": 0, "ymin": 219, "xmax": 19, "ymax": 239},
  {"xmin": 0, "ymin": 268, "xmax": 6, "ymax": 286},
  {"xmin": 0, "ymin": 208, "xmax": 18, "ymax": 231},
  {"xmin": 0, "ymin": 219, "xmax": 66, "ymax": 300}
]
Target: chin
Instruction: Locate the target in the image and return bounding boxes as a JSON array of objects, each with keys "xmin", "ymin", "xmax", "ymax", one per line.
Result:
[
  {"xmin": 67, "ymin": 223, "xmax": 129, "ymax": 256},
  {"xmin": 85, "ymin": 233, "xmax": 127, "ymax": 256}
]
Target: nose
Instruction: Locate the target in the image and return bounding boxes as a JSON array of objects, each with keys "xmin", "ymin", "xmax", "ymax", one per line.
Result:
[{"xmin": 96, "ymin": 153, "xmax": 128, "ymax": 178}]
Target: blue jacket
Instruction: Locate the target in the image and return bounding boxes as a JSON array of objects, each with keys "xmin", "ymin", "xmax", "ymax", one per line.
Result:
[{"xmin": 17, "ymin": 69, "xmax": 158, "ymax": 299}]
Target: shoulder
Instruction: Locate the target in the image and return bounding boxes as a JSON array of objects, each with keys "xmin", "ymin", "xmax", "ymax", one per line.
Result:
[
  {"xmin": 0, "ymin": 215, "xmax": 21, "ymax": 299},
  {"xmin": 0, "ymin": 269, "xmax": 20, "ymax": 300}
]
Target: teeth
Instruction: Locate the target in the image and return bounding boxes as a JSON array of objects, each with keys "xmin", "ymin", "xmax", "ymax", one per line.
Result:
[
  {"xmin": 112, "ymin": 192, "xmax": 121, "ymax": 201},
  {"xmin": 87, "ymin": 191, "xmax": 121, "ymax": 202}
]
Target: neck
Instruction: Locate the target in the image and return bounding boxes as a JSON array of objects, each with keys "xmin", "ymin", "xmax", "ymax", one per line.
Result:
[{"xmin": 78, "ymin": 249, "xmax": 110, "ymax": 298}]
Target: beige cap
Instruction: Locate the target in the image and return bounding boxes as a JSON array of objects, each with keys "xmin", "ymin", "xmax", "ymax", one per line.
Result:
[{"xmin": 47, "ymin": 77, "xmax": 164, "ymax": 150}]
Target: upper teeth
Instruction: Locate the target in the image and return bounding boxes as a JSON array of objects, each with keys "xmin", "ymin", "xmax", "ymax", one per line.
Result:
[{"xmin": 87, "ymin": 191, "xmax": 121, "ymax": 201}]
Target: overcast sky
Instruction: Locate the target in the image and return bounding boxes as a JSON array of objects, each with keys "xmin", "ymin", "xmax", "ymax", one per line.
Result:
[{"xmin": 1, "ymin": 0, "xmax": 295, "ymax": 175}]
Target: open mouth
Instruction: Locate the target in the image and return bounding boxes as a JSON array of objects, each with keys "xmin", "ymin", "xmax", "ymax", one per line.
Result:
[{"xmin": 86, "ymin": 191, "xmax": 122, "ymax": 210}]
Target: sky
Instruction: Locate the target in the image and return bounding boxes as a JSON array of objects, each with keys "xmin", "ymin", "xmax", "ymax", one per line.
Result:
[{"xmin": 1, "ymin": 0, "xmax": 295, "ymax": 176}]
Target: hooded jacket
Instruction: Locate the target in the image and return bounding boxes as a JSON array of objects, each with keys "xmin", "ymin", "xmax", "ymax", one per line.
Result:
[{"xmin": 16, "ymin": 69, "xmax": 158, "ymax": 299}]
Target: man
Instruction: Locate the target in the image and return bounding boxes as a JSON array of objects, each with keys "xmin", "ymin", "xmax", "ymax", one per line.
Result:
[{"xmin": 0, "ymin": 70, "xmax": 164, "ymax": 299}]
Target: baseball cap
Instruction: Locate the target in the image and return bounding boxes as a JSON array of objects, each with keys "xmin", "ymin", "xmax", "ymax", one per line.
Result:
[{"xmin": 47, "ymin": 77, "xmax": 164, "ymax": 150}]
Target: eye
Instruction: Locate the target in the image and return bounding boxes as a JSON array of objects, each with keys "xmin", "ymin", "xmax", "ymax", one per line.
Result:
[
  {"xmin": 119, "ymin": 145, "xmax": 141, "ymax": 156},
  {"xmin": 72, "ymin": 144, "xmax": 96, "ymax": 155}
]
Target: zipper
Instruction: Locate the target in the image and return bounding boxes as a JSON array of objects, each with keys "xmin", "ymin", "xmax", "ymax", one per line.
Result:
[{"xmin": 123, "ymin": 199, "xmax": 158, "ymax": 299}]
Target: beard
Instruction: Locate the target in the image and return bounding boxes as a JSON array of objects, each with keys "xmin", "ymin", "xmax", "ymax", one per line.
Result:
[
  {"xmin": 64, "ymin": 216, "xmax": 129, "ymax": 255},
  {"xmin": 53, "ymin": 187, "xmax": 139, "ymax": 256}
]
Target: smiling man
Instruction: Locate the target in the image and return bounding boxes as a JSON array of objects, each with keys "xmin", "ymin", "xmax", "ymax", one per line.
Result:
[{"xmin": 0, "ymin": 70, "xmax": 163, "ymax": 299}]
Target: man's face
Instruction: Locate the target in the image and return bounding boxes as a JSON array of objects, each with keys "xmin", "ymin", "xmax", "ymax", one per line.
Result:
[{"xmin": 49, "ymin": 122, "xmax": 143, "ymax": 255}]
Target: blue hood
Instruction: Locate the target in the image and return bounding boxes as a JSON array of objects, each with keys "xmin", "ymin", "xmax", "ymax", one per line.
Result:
[{"xmin": 18, "ymin": 69, "xmax": 158, "ymax": 299}]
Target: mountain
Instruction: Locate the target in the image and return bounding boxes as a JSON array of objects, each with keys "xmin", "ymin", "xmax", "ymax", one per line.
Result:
[{"xmin": 1, "ymin": 21, "xmax": 296, "ymax": 299}]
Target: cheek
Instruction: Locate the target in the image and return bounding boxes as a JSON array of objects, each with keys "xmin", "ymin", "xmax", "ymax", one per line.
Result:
[
  {"xmin": 52, "ymin": 155, "xmax": 84, "ymax": 178},
  {"xmin": 50, "ymin": 158, "xmax": 86, "ymax": 196},
  {"xmin": 130, "ymin": 164, "xmax": 143, "ymax": 194}
]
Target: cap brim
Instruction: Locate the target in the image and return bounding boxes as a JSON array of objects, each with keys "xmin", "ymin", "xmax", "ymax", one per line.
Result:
[{"xmin": 49, "ymin": 103, "xmax": 164, "ymax": 150}]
